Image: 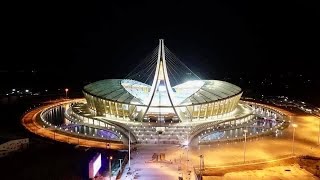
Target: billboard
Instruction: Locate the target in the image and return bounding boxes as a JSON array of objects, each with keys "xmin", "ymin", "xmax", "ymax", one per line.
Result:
[{"xmin": 89, "ymin": 153, "xmax": 101, "ymax": 179}]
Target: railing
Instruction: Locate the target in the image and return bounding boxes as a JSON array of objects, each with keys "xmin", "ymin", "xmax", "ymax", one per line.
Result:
[
  {"xmin": 189, "ymin": 114, "xmax": 255, "ymax": 141},
  {"xmin": 39, "ymin": 101, "xmax": 124, "ymax": 144},
  {"xmin": 66, "ymin": 106, "xmax": 138, "ymax": 143},
  {"xmin": 200, "ymin": 119, "xmax": 288, "ymax": 144},
  {"xmin": 69, "ymin": 103, "xmax": 139, "ymax": 142},
  {"xmin": 193, "ymin": 102, "xmax": 288, "ymax": 143},
  {"xmin": 115, "ymin": 153, "xmax": 128, "ymax": 179}
]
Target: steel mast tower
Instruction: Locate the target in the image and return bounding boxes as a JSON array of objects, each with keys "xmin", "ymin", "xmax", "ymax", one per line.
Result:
[{"xmin": 142, "ymin": 39, "xmax": 181, "ymax": 122}]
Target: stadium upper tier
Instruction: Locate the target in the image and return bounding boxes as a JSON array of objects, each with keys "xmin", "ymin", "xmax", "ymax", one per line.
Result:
[{"xmin": 83, "ymin": 79, "xmax": 242, "ymax": 107}]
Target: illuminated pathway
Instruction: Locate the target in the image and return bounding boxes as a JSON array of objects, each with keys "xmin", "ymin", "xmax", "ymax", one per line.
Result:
[{"xmin": 21, "ymin": 98, "xmax": 126, "ymax": 150}]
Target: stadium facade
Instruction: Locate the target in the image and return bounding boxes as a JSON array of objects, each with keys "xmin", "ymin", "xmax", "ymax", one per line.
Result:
[{"xmin": 83, "ymin": 39, "xmax": 242, "ymax": 123}]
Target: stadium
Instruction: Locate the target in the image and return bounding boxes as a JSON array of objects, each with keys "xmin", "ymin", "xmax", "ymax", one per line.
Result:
[
  {"xmin": 83, "ymin": 40, "xmax": 242, "ymax": 123},
  {"xmin": 25, "ymin": 39, "xmax": 286, "ymax": 146}
]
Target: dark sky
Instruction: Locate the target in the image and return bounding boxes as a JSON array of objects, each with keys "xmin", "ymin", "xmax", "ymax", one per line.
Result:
[{"xmin": 2, "ymin": 1, "xmax": 320, "ymax": 88}]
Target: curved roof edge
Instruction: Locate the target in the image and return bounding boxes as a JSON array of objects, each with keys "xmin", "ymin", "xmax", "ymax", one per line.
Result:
[{"xmin": 83, "ymin": 79, "xmax": 242, "ymax": 106}]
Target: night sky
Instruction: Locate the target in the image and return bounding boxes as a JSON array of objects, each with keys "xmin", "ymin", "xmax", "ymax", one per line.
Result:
[{"xmin": 2, "ymin": 1, "xmax": 320, "ymax": 102}]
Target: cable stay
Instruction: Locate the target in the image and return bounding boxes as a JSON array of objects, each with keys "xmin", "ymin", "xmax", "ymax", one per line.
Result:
[
  {"xmin": 125, "ymin": 46, "xmax": 159, "ymax": 85},
  {"xmin": 125, "ymin": 43, "xmax": 201, "ymax": 88},
  {"xmin": 164, "ymin": 46, "xmax": 201, "ymax": 87}
]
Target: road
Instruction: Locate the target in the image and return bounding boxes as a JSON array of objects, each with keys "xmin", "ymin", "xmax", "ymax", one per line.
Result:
[{"xmin": 21, "ymin": 98, "xmax": 126, "ymax": 150}]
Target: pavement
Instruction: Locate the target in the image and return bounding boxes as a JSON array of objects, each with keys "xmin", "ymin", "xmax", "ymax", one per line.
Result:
[
  {"xmin": 121, "ymin": 144, "xmax": 195, "ymax": 180},
  {"xmin": 187, "ymin": 114, "xmax": 320, "ymax": 167}
]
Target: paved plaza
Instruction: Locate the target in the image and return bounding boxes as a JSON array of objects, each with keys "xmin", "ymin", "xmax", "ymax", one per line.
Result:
[
  {"xmin": 120, "ymin": 113, "xmax": 320, "ymax": 179},
  {"xmin": 121, "ymin": 144, "xmax": 195, "ymax": 180}
]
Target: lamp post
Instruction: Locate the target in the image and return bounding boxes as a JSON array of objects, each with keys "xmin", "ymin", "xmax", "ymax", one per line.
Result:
[
  {"xmin": 180, "ymin": 153, "xmax": 182, "ymax": 167},
  {"xmin": 128, "ymin": 130, "xmax": 131, "ymax": 169},
  {"xmin": 292, "ymin": 123, "xmax": 298, "ymax": 155},
  {"xmin": 109, "ymin": 156, "xmax": 113, "ymax": 180},
  {"xmin": 199, "ymin": 155, "xmax": 204, "ymax": 180},
  {"xmin": 186, "ymin": 133, "xmax": 189, "ymax": 172},
  {"xmin": 77, "ymin": 131, "xmax": 80, "ymax": 145},
  {"xmin": 243, "ymin": 129, "xmax": 248, "ymax": 163},
  {"xmin": 317, "ymin": 115, "xmax": 320, "ymax": 145},
  {"xmin": 65, "ymin": 88, "xmax": 69, "ymax": 99},
  {"xmin": 53, "ymin": 127, "xmax": 56, "ymax": 140}
]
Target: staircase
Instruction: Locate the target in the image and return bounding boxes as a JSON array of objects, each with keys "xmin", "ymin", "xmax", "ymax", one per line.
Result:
[{"xmin": 130, "ymin": 124, "xmax": 191, "ymax": 144}]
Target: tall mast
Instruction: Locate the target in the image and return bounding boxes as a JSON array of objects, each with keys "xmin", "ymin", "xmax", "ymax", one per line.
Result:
[{"xmin": 141, "ymin": 39, "xmax": 181, "ymax": 122}]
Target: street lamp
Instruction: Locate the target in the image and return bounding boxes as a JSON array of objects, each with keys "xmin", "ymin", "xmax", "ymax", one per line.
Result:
[
  {"xmin": 65, "ymin": 88, "xmax": 69, "ymax": 99},
  {"xmin": 53, "ymin": 127, "xmax": 56, "ymax": 140},
  {"xmin": 77, "ymin": 131, "xmax": 80, "ymax": 145},
  {"xmin": 317, "ymin": 115, "xmax": 320, "ymax": 145},
  {"xmin": 292, "ymin": 123, "xmax": 298, "ymax": 155},
  {"xmin": 109, "ymin": 156, "xmax": 113, "ymax": 180},
  {"xmin": 128, "ymin": 130, "xmax": 131, "ymax": 169},
  {"xmin": 199, "ymin": 155, "xmax": 204, "ymax": 180},
  {"xmin": 185, "ymin": 133, "xmax": 189, "ymax": 172},
  {"xmin": 243, "ymin": 129, "xmax": 248, "ymax": 163}
]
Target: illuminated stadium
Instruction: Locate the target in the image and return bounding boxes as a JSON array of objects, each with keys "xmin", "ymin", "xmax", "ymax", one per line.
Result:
[
  {"xmin": 25, "ymin": 39, "xmax": 287, "ymax": 146},
  {"xmin": 83, "ymin": 40, "xmax": 242, "ymax": 123}
]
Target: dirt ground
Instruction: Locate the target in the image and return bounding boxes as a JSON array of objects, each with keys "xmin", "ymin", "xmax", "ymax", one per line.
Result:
[
  {"xmin": 203, "ymin": 164, "xmax": 318, "ymax": 180},
  {"xmin": 202, "ymin": 156, "xmax": 320, "ymax": 180}
]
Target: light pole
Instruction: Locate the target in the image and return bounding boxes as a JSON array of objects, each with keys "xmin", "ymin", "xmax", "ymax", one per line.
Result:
[
  {"xmin": 179, "ymin": 153, "xmax": 182, "ymax": 168},
  {"xmin": 243, "ymin": 129, "xmax": 248, "ymax": 163},
  {"xmin": 292, "ymin": 123, "xmax": 298, "ymax": 155},
  {"xmin": 109, "ymin": 156, "xmax": 113, "ymax": 180},
  {"xmin": 65, "ymin": 88, "xmax": 69, "ymax": 99},
  {"xmin": 53, "ymin": 127, "xmax": 56, "ymax": 140},
  {"xmin": 186, "ymin": 133, "xmax": 189, "ymax": 172},
  {"xmin": 77, "ymin": 131, "xmax": 80, "ymax": 145},
  {"xmin": 199, "ymin": 155, "xmax": 204, "ymax": 180},
  {"xmin": 128, "ymin": 130, "xmax": 131, "ymax": 169},
  {"xmin": 317, "ymin": 115, "xmax": 320, "ymax": 145}
]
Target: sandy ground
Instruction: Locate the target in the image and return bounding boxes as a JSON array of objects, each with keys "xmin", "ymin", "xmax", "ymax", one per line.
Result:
[{"xmin": 203, "ymin": 164, "xmax": 319, "ymax": 180}]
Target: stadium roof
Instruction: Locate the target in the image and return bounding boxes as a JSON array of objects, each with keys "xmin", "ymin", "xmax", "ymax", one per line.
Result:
[{"xmin": 83, "ymin": 79, "xmax": 241, "ymax": 106}]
